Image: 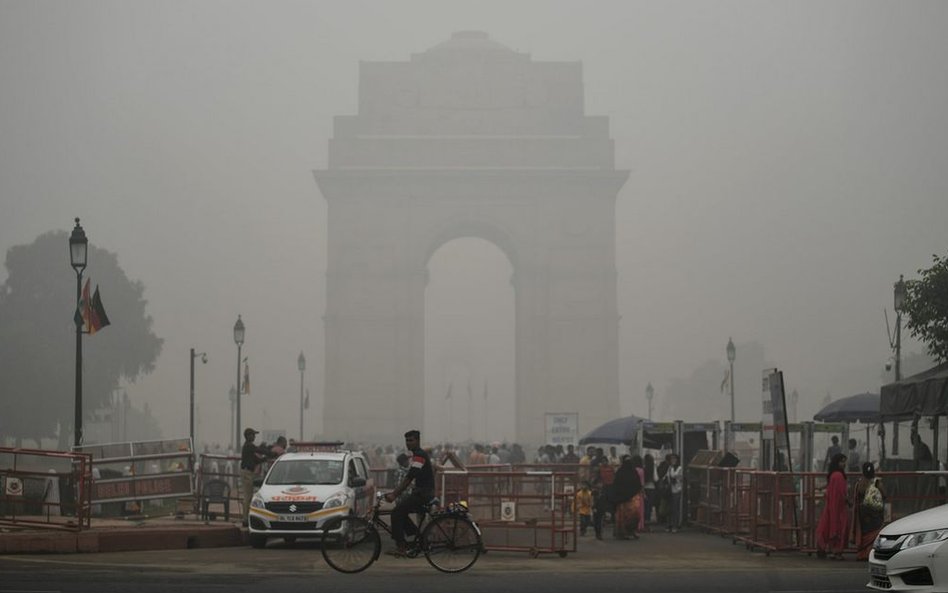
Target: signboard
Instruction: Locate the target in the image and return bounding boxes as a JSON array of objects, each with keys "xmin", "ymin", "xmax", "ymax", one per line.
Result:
[
  {"xmin": 642, "ymin": 421, "xmax": 675, "ymax": 432},
  {"xmin": 92, "ymin": 473, "xmax": 193, "ymax": 503},
  {"xmin": 500, "ymin": 501, "xmax": 516, "ymax": 522},
  {"xmin": 544, "ymin": 413, "xmax": 579, "ymax": 447},
  {"xmin": 75, "ymin": 438, "xmax": 195, "ymax": 504},
  {"xmin": 4, "ymin": 476, "xmax": 23, "ymax": 496}
]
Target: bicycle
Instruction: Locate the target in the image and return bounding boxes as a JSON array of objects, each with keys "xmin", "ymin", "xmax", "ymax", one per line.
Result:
[{"xmin": 320, "ymin": 491, "xmax": 483, "ymax": 574}]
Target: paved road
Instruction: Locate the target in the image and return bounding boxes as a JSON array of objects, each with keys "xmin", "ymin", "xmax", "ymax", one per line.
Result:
[{"xmin": 0, "ymin": 530, "xmax": 870, "ymax": 593}]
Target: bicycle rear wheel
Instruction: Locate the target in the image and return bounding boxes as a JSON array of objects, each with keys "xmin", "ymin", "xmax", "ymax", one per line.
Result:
[
  {"xmin": 321, "ymin": 515, "xmax": 381, "ymax": 573},
  {"xmin": 422, "ymin": 514, "xmax": 482, "ymax": 573}
]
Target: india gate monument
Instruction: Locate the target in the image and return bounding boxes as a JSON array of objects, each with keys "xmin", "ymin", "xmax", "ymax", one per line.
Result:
[{"xmin": 314, "ymin": 32, "xmax": 629, "ymax": 446}]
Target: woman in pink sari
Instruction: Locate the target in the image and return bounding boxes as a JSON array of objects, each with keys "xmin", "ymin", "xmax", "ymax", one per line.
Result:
[
  {"xmin": 816, "ymin": 453, "xmax": 850, "ymax": 559},
  {"xmin": 631, "ymin": 455, "xmax": 646, "ymax": 533}
]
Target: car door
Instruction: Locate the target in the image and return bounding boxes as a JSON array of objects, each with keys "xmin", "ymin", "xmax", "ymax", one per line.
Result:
[{"xmin": 348, "ymin": 456, "xmax": 372, "ymax": 514}]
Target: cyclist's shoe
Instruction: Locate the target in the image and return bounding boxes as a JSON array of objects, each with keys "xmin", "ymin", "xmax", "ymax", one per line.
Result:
[{"xmin": 385, "ymin": 547, "xmax": 409, "ymax": 558}]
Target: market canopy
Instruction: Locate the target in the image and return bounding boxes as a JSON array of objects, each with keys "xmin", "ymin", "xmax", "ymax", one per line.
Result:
[
  {"xmin": 880, "ymin": 362, "xmax": 948, "ymax": 420},
  {"xmin": 813, "ymin": 392, "xmax": 880, "ymax": 423}
]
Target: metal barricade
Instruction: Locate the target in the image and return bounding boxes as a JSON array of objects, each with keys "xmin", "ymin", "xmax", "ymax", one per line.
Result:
[
  {"xmin": 437, "ymin": 469, "xmax": 577, "ymax": 557},
  {"xmin": 688, "ymin": 467, "xmax": 948, "ymax": 556},
  {"xmin": 0, "ymin": 447, "xmax": 92, "ymax": 531},
  {"xmin": 78, "ymin": 439, "xmax": 194, "ymax": 516}
]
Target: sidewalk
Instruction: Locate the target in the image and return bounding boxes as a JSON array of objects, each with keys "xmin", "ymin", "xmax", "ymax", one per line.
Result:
[{"xmin": 0, "ymin": 514, "xmax": 245, "ymax": 554}]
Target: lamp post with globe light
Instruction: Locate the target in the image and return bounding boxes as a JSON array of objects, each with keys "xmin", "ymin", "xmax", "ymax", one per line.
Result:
[
  {"xmin": 727, "ymin": 337, "xmax": 736, "ymax": 450},
  {"xmin": 234, "ymin": 316, "xmax": 245, "ymax": 449},
  {"xmin": 646, "ymin": 382, "xmax": 654, "ymax": 421},
  {"xmin": 189, "ymin": 348, "xmax": 207, "ymax": 448},
  {"xmin": 889, "ymin": 275, "xmax": 907, "ymax": 456},
  {"xmin": 298, "ymin": 352, "xmax": 306, "ymax": 441},
  {"xmin": 893, "ymin": 275, "xmax": 906, "ymax": 383},
  {"xmin": 69, "ymin": 219, "xmax": 88, "ymax": 447},
  {"xmin": 229, "ymin": 386, "xmax": 237, "ymax": 450}
]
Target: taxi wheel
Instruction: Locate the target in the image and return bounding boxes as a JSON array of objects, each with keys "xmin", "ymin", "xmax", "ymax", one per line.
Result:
[{"xmin": 249, "ymin": 534, "xmax": 268, "ymax": 549}]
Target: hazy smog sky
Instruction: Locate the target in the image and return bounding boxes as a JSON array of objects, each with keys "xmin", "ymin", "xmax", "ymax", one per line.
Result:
[{"xmin": 2, "ymin": 1, "xmax": 946, "ymax": 447}]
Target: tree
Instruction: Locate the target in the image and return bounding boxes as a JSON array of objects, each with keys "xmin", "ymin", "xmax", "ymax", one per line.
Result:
[
  {"xmin": 903, "ymin": 253, "xmax": 948, "ymax": 363},
  {"xmin": 0, "ymin": 231, "xmax": 163, "ymax": 445}
]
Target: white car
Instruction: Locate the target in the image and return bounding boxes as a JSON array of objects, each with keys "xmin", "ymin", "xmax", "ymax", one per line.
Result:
[
  {"xmin": 247, "ymin": 448, "xmax": 375, "ymax": 548},
  {"xmin": 869, "ymin": 503, "xmax": 948, "ymax": 591}
]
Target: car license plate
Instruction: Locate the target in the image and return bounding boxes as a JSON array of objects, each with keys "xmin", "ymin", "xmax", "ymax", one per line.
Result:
[
  {"xmin": 278, "ymin": 514, "xmax": 309, "ymax": 522},
  {"xmin": 869, "ymin": 563, "xmax": 886, "ymax": 577}
]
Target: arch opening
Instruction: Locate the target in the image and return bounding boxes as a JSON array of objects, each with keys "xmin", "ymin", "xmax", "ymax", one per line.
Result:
[{"xmin": 424, "ymin": 237, "xmax": 515, "ymax": 444}]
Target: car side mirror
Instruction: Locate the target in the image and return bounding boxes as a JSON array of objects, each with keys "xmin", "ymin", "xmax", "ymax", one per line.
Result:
[{"xmin": 350, "ymin": 476, "xmax": 366, "ymax": 488}]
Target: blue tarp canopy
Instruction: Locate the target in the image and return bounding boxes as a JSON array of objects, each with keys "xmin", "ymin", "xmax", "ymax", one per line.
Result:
[
  {"xmin": 813, "ymin": 392, "xmax": 880, "ymax": 423},
  {"xmin": 578, "ymin": 415, "xmax": 650, "ymax": 446}
]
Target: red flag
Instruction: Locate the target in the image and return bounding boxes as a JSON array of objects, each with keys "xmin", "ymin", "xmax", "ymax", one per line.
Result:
[
  {"xmin": 243, "ymin": 359, "xmax": 250, "ymax": 395},
  {"xmin": 80, "ymin": 278, "xmax": 92, "ymax": 331},
  {"xmin": 88, "ymin": 285, "xmax": 111, "ymax": 335}
]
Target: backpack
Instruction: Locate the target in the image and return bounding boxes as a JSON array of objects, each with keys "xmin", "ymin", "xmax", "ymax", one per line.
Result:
[{"xmin": 863, "ymin": 479, "xmax": 884, "ymax": 511}]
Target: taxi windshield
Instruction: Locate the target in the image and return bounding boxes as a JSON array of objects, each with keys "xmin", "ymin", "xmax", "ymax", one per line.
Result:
[{"xmin": 266, "ymin": 459, "xmax": 344, "ymax": 485}]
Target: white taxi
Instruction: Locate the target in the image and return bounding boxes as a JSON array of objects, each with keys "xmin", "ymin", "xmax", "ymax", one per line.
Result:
[
  {"xmin": 247, "ymin": 447, "xmax": 375, "ymax": 548},
  {"xmin": 869, "ymin": 503, "xmax": 948, "ymax": 591}
]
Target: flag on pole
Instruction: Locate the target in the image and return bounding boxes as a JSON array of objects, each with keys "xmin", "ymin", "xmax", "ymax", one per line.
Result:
[
  {"xmin": 304, "ymin": 389, "xmax": 310, "ymax": 410},
  {"xmin": 243, "ymin": 359, "xmax": 250, "ymax": 395},
  {"xmin": 77, "ymin": 278, "xmax": 92, "ymax": 330},
  {"xmin": 720, "ymin": 369, "xmax": 730, "ymax": 394},
  {"xmin": 87, "ymin": 285, "xmax": 111, "ymax": 334}
]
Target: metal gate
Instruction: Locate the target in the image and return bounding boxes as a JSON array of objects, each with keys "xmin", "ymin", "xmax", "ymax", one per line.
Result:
[{"xmin": 0, "ymin": 447, "xmax": 92, "ymax": 531}]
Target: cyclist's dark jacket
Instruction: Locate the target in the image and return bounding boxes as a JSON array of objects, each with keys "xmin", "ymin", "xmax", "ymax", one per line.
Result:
[{"xmin": 407, "ymin": 447, "xmax": 435, "ymax": 495}]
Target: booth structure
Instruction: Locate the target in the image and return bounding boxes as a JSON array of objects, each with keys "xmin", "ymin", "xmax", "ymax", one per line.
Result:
[{"xmin": 880, "ymin": 362, "xmax": 948, "ymax": 468}]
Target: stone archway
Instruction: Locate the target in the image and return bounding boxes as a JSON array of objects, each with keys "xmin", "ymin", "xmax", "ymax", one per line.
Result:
[{"xmin": 314, "ymin": 32, "xmax": 628, "ymax": 446}]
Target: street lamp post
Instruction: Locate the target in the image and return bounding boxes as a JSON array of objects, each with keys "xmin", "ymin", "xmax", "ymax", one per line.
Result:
[
  {"xmin": 893, "ymin": 275, "xmax": 906, "ymax": 383},
  {"xmin": 229, "ymin": 386, "xmax": 237, "ymax": 450},
  {"xmin": 646, "ymin": 382, "xmax": 654, "ymax": 421},
  {"xmin": 189, "ymin": 348, "xmax": 207, "ymax": 448},
  {"xmin": 234, "ymin": 316, "xmax": 245, "ymax": 449},
  {"xmin": 69, "ymin": 218, "xmax": 88, "ymax": 448},
  {"xmin": 298, "ymin": 352, "xmax": 306, "ymax": 441},
  {"xmin": 727, "ymin": 337, "xmax": 736, "ymax": 449},
  {"xmin": 891, "ymin": 275, "xmax": 907, "ymax": 456}
]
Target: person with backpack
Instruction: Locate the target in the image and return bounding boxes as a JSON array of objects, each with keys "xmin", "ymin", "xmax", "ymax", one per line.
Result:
[{"xmin": 852, "ymin": 461, "xmax": 887, "ymax": 560}]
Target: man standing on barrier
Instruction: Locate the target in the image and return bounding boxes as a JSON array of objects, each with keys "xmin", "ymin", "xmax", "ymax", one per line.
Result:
[{"xmin": 384, "ymin": 429, "xmax": 435, "ymax": 557}]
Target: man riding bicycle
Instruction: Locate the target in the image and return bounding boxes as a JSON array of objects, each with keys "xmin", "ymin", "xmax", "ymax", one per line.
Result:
[{"xmin": 384, "ymin": 429, "xmax": 435, "ymax": 556}]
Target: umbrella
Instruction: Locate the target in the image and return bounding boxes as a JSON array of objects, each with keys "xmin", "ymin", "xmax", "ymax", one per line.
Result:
[
  {"xmin": 578, "ymin": 415, "xmax": 649, "ymax": 446},
  {"xmin": 813, "ymin": 392, "xmax": 880, "ymax": 423}
]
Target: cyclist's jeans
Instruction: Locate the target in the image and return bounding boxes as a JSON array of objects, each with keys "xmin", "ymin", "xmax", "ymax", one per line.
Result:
[{"xmin": 392, "ymin": 490, "xmax": 429, "ymax": 545}]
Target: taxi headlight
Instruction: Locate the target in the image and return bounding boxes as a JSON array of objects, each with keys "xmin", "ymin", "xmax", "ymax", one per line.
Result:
[
  {"xmin": 902, "ymin": 529, "xmax": 948, "ymax": 550},
  {"xmin": 250, "ymin": 496, "xmax": 266, "ymax": 510},
  {"xmin": 323, "ymin": 491, "xmax": 351, "ymax": 509}
]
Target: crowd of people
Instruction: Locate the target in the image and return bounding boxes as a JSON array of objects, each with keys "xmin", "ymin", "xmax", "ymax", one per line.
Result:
[{"xmin": 572, "ymin": 446, "xmax": 684, "ymax": 540}]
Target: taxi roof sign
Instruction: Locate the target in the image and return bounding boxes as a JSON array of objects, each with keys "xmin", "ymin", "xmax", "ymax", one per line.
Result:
[{"xmin": 287, "ymin": 440, "xmax": 346, "ymax": 453}]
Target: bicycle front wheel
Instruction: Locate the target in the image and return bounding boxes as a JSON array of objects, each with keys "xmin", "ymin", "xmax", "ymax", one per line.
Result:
[
  {"xmin": 321, "ymin": 515, "xmax": 381, "ymax": 574},
  {"xmin": 421, "ymin": 515, "xmax": 482, "ymax": 573}
]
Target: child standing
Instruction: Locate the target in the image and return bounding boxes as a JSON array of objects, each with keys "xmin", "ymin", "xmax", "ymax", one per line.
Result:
[{"xmin": 575, "ymin": 481, "xmax": 593, "ymax": 536}]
